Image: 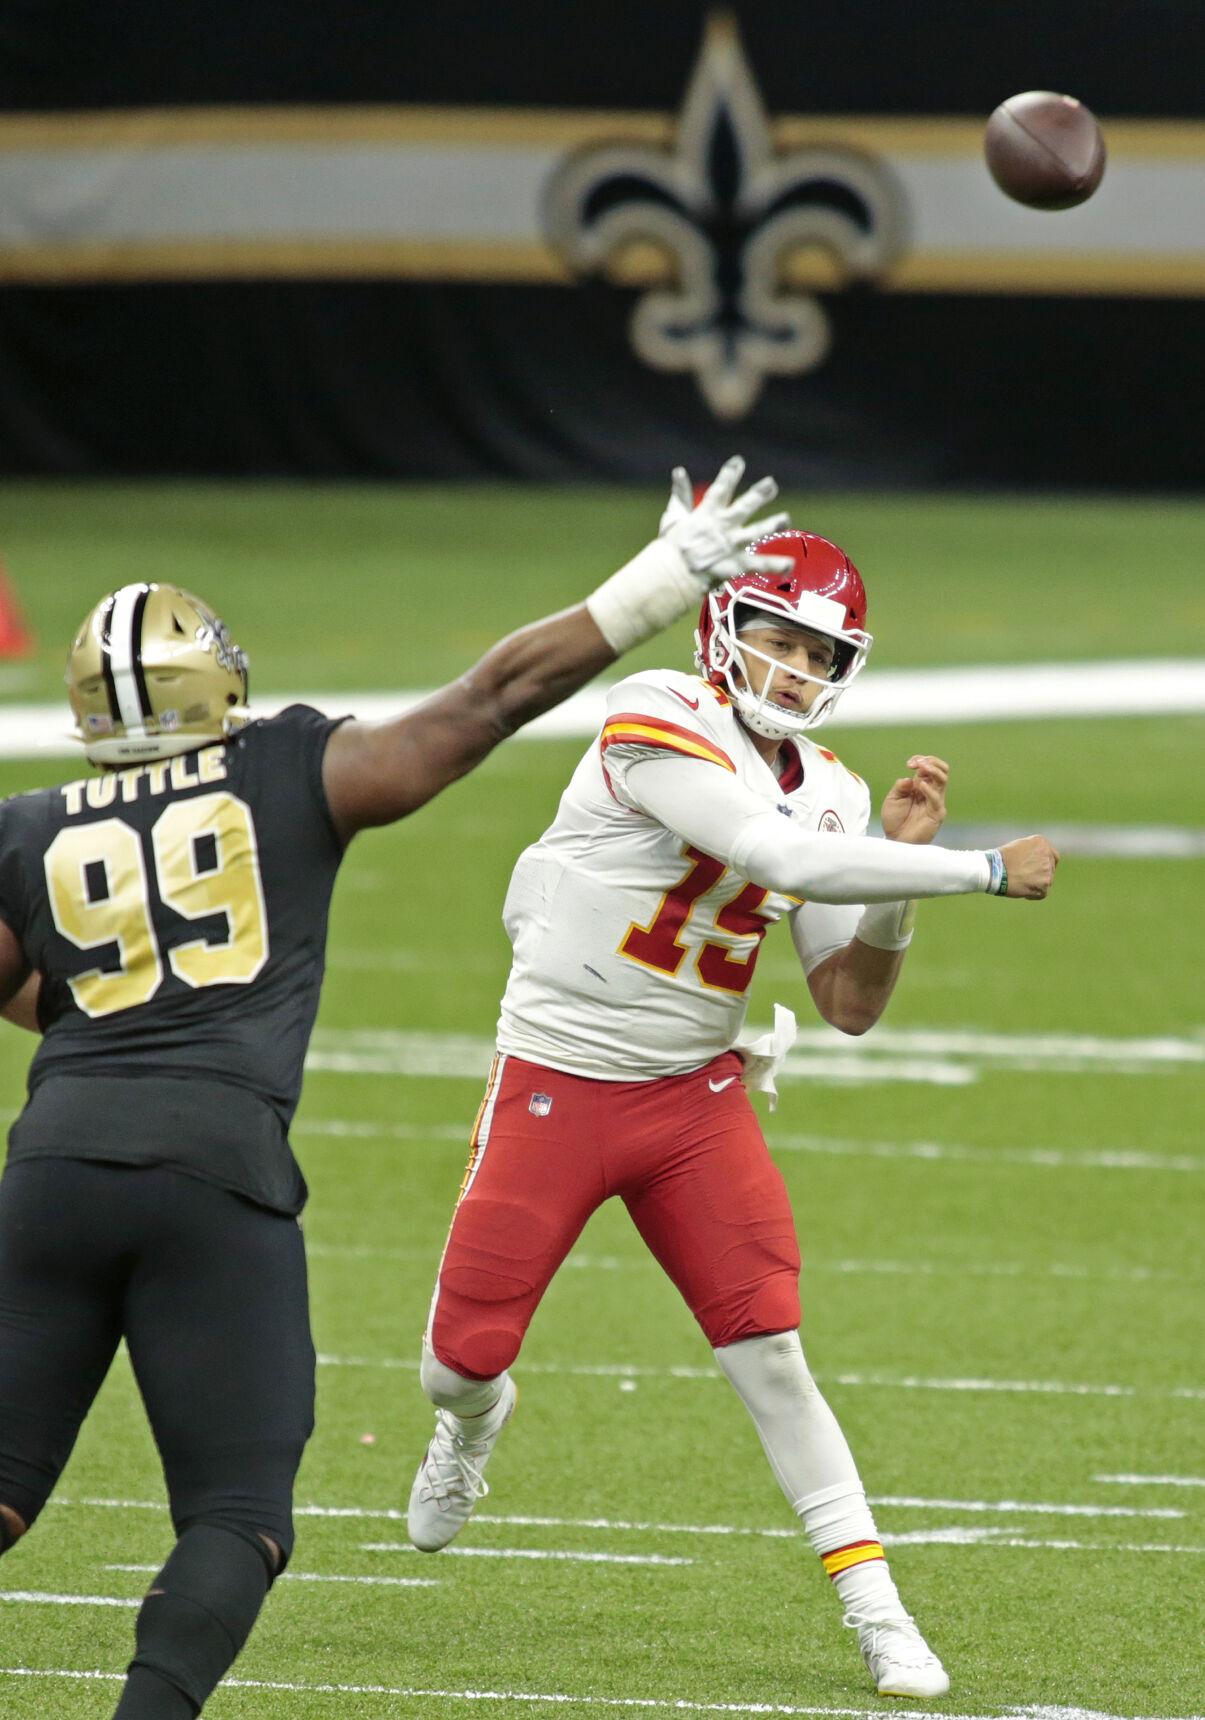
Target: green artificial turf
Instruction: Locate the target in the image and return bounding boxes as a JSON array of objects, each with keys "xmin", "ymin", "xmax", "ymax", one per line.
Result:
[
  {"xmin": 2, "ymin": 480, "xmax": 1205, "ymax": 698},
  {"xmin": 0, "ymin": 483, "xmax": 1199, "ymax": 1718}
]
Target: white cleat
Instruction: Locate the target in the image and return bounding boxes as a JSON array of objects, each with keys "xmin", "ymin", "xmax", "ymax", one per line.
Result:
[
  {"xmin": 844, "ymin": 1611, "xmax": 950, "ymax": 1699},
  {"xmin": 407, "ymin": 1376, "xmax": 517, "ymax": 1552}
]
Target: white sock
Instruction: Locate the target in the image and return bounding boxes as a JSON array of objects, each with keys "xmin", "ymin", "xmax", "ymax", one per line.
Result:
[
  {"xmin": 798, "ymin": 1480, "xmax": 904, "ymax": 1618},
  {"xmin": 714, "ymin": 1331, "xmax": 904, "ymax": 1618},
  {"xmin": 420, "ymin": 1339, "xmax": 509, "ymax": 1422}
]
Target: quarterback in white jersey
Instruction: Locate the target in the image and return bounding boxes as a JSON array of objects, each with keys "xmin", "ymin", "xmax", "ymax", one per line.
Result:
[
  {"xmin": 499, "ymin": 665, "xmax": 881, "ymax": 1081},
  {"xmin": 406, "ymin": 500, "xmax": 1059, "ymax": 1701}
]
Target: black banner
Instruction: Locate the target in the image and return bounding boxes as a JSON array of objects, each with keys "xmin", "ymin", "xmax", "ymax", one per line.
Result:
[
  {"xmin": 0, "ymin": 1, "xmax": 1202, "ymax": 486},
  {"xmin": 2, "ymin": 0, "xmax": 1200, "ymax": 116}
]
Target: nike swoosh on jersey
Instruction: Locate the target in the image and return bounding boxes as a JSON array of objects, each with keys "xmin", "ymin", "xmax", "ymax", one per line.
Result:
[
  {"xmin": 669, "ymin": 688, "xmax": 700, "ymax": 710},
  {"xmin": 708, "ymin": 1075, "xmax": 737, "ymax": 1092}
]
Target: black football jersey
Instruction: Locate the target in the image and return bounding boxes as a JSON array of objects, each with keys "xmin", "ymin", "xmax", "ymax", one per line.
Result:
[{"xmin": 0, "ymin": 705, "xmax": 346, "ymax": 1212}]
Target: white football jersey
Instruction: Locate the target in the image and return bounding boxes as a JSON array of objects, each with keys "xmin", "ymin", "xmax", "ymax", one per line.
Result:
[{"xmin": 496, "ymin": 668, "xmax": 871, "ymax": 1079}]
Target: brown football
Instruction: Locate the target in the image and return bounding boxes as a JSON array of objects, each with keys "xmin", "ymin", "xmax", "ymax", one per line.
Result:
[{"xmin": 984, "ymin": 90, "xmax": 1106, "ymax": 210}]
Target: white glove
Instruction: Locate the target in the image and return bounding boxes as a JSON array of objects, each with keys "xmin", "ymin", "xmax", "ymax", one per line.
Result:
[
  {"xmin": 659, "ymin": 456, "xmax": 793, "ymax": 585},
  {"xmin": 657, "ymin": 465, "xmax": 695, "ymax": 535},
  {"xmin": 585, "ymin": 455, "xmax": 792, "ymax": 655}
]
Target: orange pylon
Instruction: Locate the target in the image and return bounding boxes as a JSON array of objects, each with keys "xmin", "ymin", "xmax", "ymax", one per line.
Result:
[{"xmin": 0, "ymin": 560, "xmax": 34, "ymax": 657}]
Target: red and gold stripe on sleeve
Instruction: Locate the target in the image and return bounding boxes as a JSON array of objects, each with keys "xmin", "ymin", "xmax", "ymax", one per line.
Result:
[
  {"xmin": 820, "ymin": 1539, "xmax": 886, "ymax": 1580},
  {"xmin": 600, "ymin": 713, "xmax": 736, "ymax": 774}
]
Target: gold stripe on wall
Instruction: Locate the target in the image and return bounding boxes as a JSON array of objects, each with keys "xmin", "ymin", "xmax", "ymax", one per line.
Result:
[
  {"xmin": 0, "ymin": 106, "xmax": 676, "ymax": 151},
  {"xmin": 0, "ymin": 238, "xmax": 573, "ymax": 286},
  {"xmin": 0, "ymin": 106, "xmax": 1201, "ymax": 157},
  {"xmin": 773, "ymin": 116, "xmax": 1205, "ymax": 160},
  {"xmin": 887, "ymin": 252, "xmax": 1205, "ymax": 295},
  {"xmin": 3, "ymin": 237, "xmax": 1205, "ymax": 295}
]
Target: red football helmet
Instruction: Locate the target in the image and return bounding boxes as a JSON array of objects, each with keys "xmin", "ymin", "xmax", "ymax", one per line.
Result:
[{"xmin": 694, "ymin": 531, "xmax": 872, "ymax": 738}]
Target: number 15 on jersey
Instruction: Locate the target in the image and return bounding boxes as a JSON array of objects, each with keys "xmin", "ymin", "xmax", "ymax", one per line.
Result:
[{"xmin": 619, "ymin": 844, "xmax": 772, "ymax": 995}]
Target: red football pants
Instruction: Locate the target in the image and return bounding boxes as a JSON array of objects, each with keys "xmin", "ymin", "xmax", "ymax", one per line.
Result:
[{"xmin": 429, "ymin": 1051, "xmax": 802, "ymax": 1380}]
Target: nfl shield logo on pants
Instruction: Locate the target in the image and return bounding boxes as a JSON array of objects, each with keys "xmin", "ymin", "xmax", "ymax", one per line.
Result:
[{"xmin": 529, "ymin": 1092, "xmax": 553, "ymax": 1118}]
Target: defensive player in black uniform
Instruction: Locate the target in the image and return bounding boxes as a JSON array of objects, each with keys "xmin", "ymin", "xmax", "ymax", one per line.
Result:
[{"xmin": 0, "ymin": 460, "xmax": 792, "ymax": 1718}]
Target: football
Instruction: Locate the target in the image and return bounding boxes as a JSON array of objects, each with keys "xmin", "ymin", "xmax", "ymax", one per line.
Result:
[{"xmin": 984, "ymin": 90, "xmax": 1106, "ymax": 210}]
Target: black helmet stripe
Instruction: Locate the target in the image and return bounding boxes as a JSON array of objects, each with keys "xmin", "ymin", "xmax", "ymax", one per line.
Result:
[
  {"xmin": 128, "ymin": 585, "xmax": 154, "ymax": 719},
  {"xmin": 98, "ymin": 594, "xmax": 121, "ymax": 725}
]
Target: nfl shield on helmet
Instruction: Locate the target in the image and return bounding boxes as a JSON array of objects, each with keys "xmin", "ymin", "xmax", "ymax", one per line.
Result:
[
  {"xmin": 694, "ymin": 531, "xmax": 872, "ymax": 739},
  {"xmin": 67, "ymin": 583, "xmax": 251, "ymax": 765}
]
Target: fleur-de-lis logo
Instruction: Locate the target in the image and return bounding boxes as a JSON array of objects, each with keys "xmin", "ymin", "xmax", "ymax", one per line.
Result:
[
  {"xmin": 543, "ymin": 12, "xmax": 909, "ymax": 418},
  {"xmin": 197, "ymin": 617, "xmax": 247, "ymax": 679}
]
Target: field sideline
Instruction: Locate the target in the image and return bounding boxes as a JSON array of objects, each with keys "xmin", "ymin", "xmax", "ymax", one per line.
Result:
[{"xmin": 0, "ymin": 484, "xmax": 1199, "ymax": 1718}]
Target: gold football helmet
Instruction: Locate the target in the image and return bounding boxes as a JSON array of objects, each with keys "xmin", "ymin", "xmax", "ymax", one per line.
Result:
[{"xmin": 66, "ymin": 583, "xmax": 250, "ymax": 765}]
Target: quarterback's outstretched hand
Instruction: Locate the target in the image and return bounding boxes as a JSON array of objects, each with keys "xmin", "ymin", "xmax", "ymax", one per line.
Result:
[
  {"xmin": 998, "ymin": 835, "xmax": 1060, "ymax": 899},
  {"xmin": 881, "ymin": 755, "xmax": 949, "ymax": 846},
  {"xmin": 660, "ymin": 456, "xmax": 792, "ymax": 585}
]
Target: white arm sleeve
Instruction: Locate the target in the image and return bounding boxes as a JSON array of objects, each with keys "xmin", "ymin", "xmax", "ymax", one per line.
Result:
[
  {"xmin": 790, "ymin": 900, "xmax": 865, "ymax": 975},
  {"xmin": 623, "ymin": 753, "xmax": 992, "ymax": 903}
]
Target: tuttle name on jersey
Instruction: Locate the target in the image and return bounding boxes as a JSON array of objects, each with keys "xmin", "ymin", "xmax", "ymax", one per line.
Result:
[{"xmin": 59, "ymin": 745, "xmax": 229, "ymax": 816}]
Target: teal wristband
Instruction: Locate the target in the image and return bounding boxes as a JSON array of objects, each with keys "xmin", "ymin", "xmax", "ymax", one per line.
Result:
[{"xmin": 986, "ymin": 849, "xmax": 1008, "ymax": 895}]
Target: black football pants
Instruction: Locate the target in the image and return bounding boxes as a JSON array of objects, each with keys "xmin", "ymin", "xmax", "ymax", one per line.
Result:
[{"xmin": 0, "ymin": 1158, "xmax": 315, "ymax": 1558}]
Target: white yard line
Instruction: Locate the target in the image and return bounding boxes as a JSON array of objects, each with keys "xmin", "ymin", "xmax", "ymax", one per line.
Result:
[
  {"xmin": 764, "ymin": 1056, "xmax": 977, "ymax": 1086},
  {"xmin": 0, "ymin": 1590, "xmax": 139, "ymax": 1607},
  {"xmin": 361, "ymin": 1543, "xmax": 693, "ymax": 1566},
  {"xmin": 810, "ymin": 1257, "xmax": 1185, "ymax": 1284},
  {"xmin": 304, "ymin": 1024, "xmax": 1205, "ymax": 1073},
  {"xmin": 54, "ymin": 1498, "xmax": 786, "ymax": 1534},
  {"xmin": 880, "ymin": 1530, "xmax": 1204, "ymax": 1554},
  {"xmin": 7, "ymin": 659, "xmax": 1205, "ymax": 761},
  {"xmin": 47, "ymin": 1496, "xmax": 1187, "ymax": 1531},
  {"xmin": 303, "ymin": 1238, "xmax": 1188, "ymax": 1287},
  {"xmin": 1095, "ymin": 1474, "xmax": 1205, "ymax": 1488},
  {"xmin": 793, "ymin": 1026, "xmax": 1205, "ymax": 1067},
  {"xmin": 940, "ymin": 822, "xmax": 1205, "ymax": 859},
  {"xmin": 829, "ymin": 1371, "xmax": 1205, "ymax": 1401},
  {"xmin": 471, "ymin": 1498, "xmax": 1183, "ymax": 1527},
  {"xmin": 302, "ymin": 1025, "xmax": 1205, "ymax": 1094},
  {"xmin": 305, "ymin": 1240, "xmax": 435, "ymax": 1261},
  {"xmin": 769, "ymin": 1136, "xmax": 1203, "ymax": 1172},
  {"xmin": 106, "ymin": 1562, "xmax": 436, "ymax": 1586},
  {"xmin": 0, "ymin": 1666, "xmax": 1198, "ymax": 1720},
  {"xmin": 312, "ymin": 1351, "xmax": 1205, "ymax": 1401},
  {"xmin": 474, "ymin": 1514, "xmax": 795, "ymax": 1539},
  {"xmin": 871, "ymin": 1497, "xmax": 1182, "ymax": 1519},
  {"xmin": 296, "ymin": 1118, "xmax": 472, "ymax": 1140}
]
